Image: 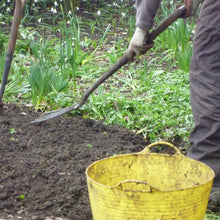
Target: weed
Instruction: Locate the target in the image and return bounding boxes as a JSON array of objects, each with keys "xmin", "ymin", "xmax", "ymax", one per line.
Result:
[
  {"xmin": 18, "ymin": 194, "xmax": 25, "ymax": 201},
  {"xmin": 9, "ymin": 128, "xmax": 16, "ymax": 134},
  {"xmin": 87, "ymin": 144, "xmax": 93, "ymax": 148},
  {"xmin": 205, "ymin": 213, "xmax": 220, "ymax": 220}
]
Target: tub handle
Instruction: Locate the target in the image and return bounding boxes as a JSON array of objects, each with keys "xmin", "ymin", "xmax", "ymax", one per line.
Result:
[
  {"xmin": 139, "ymin": 141, "xmax": 182, "ymax": 155},
  {"xmin": 112, "ymin": 179, "xmax": 160, "ymax": 192}
]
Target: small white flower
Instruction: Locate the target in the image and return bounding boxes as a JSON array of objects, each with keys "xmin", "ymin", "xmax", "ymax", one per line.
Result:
[
  {"xmin": 121, "ymin": 12, "xmax": 125, "ymax": 17},
  {"xmin": 34, "ymin": 0, "xmax": 38, "ymax": 2},
  {"xmin": 50, "ymin": 7, "xmax": 57, "ymax": 13},
  {"xmin": 68, "ymin": 10, "xmax": 72, "ymax": 16},
  {"xmin": 97, "ymin": 10, "xmax": 101, "ymax": 16},
  {"xmin": 67, "ymin": 20, "xmax": 70, "ymax": 24},
  {"xmin": 7, "ymin": 0, "xmax": 10, "ymax": 3},
  {"xmin": 38, "ymin": 18, "xmax": 41, "ymax": 23},
  {"xmin": 6, "ymin": 7, "xmax": 11, "ymax": 12},
  {"xmin": 54, "ymin": 1, "xmax": 58, "ymax": 7},
  {"xmin": 76, "ymin": 7, "xmax": 79, "ymax": 11}
]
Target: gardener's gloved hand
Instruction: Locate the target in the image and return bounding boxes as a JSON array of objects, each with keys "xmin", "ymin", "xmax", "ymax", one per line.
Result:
[
  {"xmin": 183, "ymin": 0, "xmax": 202, "ymax": 17},
  {"xmin": 127, "ymin": 27, "xmax": 153, "ymax": 60}
]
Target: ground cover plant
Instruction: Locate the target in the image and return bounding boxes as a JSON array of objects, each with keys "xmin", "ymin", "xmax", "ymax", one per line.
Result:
[{"xmin": 0, "ymin": 0, "xmax": 219, "ymax": 219}]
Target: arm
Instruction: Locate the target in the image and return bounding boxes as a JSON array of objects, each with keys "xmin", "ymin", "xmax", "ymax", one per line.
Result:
[
  {"xmin": 136, "ymin": 0, "xmax": 162, "ymax": 31},
  {"xmin": 136, "ymin": 0, "xmax": 202, "ymax": 31},
  {"xmin": 128, "ymin": 0, "xmax": 202, "ymax": 58},
  {"xmin": 127, "ymin": 0, "xmax": 162, "ymax": 58}
]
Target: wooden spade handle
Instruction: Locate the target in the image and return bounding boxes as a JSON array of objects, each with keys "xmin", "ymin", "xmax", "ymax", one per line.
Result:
[{"xmin": 0, "ymin": 0, "xmax": 25, "ymax": 101}]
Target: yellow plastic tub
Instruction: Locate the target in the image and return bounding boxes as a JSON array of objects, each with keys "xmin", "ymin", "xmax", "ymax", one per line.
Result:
[{"xmin": 86, "ymin": 142, "xmax": 215, "ymax": 220}]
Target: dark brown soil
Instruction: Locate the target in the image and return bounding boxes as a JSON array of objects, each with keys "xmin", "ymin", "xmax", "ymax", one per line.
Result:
[{"xmin": 0, "ymin": 103, "xmax": 149, "ymax": 220}]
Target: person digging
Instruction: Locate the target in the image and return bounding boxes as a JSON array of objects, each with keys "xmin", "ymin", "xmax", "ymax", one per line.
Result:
[{"xmin": 128, "ymin": 0, "xmax": 220, "ymax": 210}]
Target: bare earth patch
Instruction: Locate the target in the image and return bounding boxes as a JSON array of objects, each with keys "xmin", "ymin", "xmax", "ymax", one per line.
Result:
[{"xmin": 0, "ymin": 103, "xmax": 148, "ymax": 220}]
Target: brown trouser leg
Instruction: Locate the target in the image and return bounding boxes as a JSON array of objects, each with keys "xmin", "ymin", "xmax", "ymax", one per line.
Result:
[{"xmin": 187, "ymin": 0, "xmax": 220, "ymax": 187}]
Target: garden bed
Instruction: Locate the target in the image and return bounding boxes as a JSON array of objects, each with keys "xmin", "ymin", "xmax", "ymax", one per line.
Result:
[{"xmin": 0, "ymin": 103, "xmax": 149, "ymax": 219}]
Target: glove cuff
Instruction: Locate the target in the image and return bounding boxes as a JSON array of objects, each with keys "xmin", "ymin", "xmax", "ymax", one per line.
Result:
[
  {"xmin": 132, "ymin": 27, "xmax": 148, "ymax": 44},
  {"xmin": 135, "ymin": 26, "xmax": 148, "ymax": 35}
]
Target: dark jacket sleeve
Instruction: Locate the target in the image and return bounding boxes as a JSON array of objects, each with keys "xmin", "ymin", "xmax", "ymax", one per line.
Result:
[{"xmin": 136, "ymin": 0, "xmax": 162, "ymax": 31}]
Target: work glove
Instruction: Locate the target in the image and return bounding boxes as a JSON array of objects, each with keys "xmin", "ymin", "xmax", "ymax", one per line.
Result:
[
  {"xmin": 127, "ymin": 27, "xmax": 153, "ymax": 60},
  {"xmin": 183, "ymin": 0, "xmax": 202, "ymax": 17}
]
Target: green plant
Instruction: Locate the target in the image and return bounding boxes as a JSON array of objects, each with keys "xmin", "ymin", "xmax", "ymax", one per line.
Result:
[
  {"xmin": 28, "ymin": 40, "xmax": 68, "ymax": 108},
  {"xmin": 205, "ymin": 212, "xmax": 220, "ymax": 220},
  {"xmin": 87, "ymin": 144, "xmax": 93, "ymax": 148},
  {"xmin": 138, "ymin": 59, "xmax": 157, "ymax": 91},
  {"xmin": 59, "ymin": 7, "xmax": 88, "ymax": 95},
  {"xmin": 176, "ymin": 44, "xmax": 193, "ymax": 73},
  {"xmin": 28, "ymin": 62, "xmax": 52, "ymax": 107},
  {"xmin": 9, "ymin": 128, "xmax": 16, "ymax": 134},
  {"xmin": 16, "ymin": 25, "xmax": 39, "ymax": 54},
  {"xmin": 156, "ymin": 18, "xmax": 195, "ymax": 72},
  {"xmin": 0, "ymin": 30, "xmax": 7, "ymax": 51},
  {"xmin": 18, "ymin": 194, "xmax": 25, "ymax": 201},
  {"xmin": 128, "ymin": 15, "xmax": 136, "ymax": 40},
  {"xmin": 0, "ymin": 51, "xmax": 5, "ymax": 78}
]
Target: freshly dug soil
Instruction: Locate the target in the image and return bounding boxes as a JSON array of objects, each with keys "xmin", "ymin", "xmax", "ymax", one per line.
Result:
[{"xmin": 0, "ymin": 103, "xmax": 150, "ymax": 220}]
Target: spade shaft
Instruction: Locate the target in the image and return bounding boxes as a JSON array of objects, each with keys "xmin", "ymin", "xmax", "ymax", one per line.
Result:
[{"xmin": 0, "ymin": 0, "xmax": 25, "ymax": 102}]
